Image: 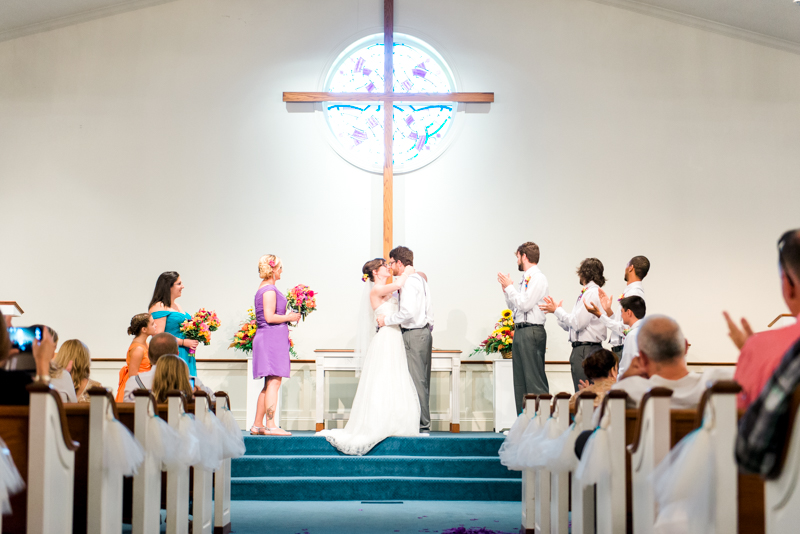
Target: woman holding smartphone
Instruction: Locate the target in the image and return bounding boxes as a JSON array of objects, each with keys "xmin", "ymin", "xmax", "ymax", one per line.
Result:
[
  {"xmin": 148, "ymin": 271, "xmax": 199, "ymax": 377},
  {"xmin": 250, "ymin": 255, "xmax": 300, "ymax": 436}
]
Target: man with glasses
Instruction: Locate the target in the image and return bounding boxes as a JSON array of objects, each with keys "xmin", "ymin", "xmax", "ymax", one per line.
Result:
[{"xmin": 726, "ymin": 229, "xmax": 800, "ymax": 410}]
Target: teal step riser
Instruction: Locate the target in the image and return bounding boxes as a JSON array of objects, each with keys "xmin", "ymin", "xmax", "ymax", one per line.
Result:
[
  {"xmin": 231, "ymin": 479, "xmax": 521, "ymax": 501},
  {"xmin": 242, "ymin": 436, "xmax": 505, "ymax": 457},
  {"xmin": 232, "ymin": 456, "xmax": 521, "ymax": 479}
]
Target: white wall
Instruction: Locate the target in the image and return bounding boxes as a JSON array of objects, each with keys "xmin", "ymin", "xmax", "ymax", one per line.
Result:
[{"xmin": 1, "ymin": 0, "xmax": 799, "ymax": 369}]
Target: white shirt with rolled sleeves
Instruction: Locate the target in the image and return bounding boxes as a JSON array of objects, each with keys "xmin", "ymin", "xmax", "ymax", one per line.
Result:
[
  {"xmin": 617, "ymin": 319, "xmax": 642, "ymax": 377},
  {"xmin": 553, "ymin": 281, "xmax": 607, "ymax": 343},
  {"xmin": 503, "ymin": 265, "xmax": 548, "ymax": 325},
  {"xmin": 604, "ymin": 282, "xmax": 645, "ymax": 346},
  {"xmin": 384, "ymin": 273, "xmax": 434, "ymax": 330}
]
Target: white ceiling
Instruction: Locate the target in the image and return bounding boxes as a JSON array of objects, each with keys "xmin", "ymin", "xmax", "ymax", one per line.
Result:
[{"xmin": 1, "ymin": 0, "xmax": 800, "ymax": 53}]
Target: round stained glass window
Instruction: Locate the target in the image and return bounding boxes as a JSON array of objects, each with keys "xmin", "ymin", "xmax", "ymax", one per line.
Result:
[{"xmin": 323, "ymin": 34, "xmax": 457, "ymax": 174}]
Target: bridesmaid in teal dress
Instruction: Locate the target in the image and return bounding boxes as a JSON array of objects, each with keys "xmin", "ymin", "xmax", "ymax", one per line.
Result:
[{"xmin": 148, "ymin": 271, "xmax": 199, "ymax": 376}]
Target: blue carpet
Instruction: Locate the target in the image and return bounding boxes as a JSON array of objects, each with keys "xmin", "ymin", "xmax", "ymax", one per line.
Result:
[{"xmin": 231, "ymin": 432, "xmax": 521, "ymax": 502}]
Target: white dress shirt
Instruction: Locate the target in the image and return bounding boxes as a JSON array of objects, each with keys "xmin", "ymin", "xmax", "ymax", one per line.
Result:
[
  {"xmin": 384, "ymin": 273, "xmax": 434, "ymax": 330},
  {"xmin": 554, "ymin": 281, "xmax": 607, "ymax": 343},
  {"xmin": 604, "ymin": 281, "xmax": 645, "ymax": 346},
  {"xmin": 611, "ymin": 367, "xmax": 735, "ymax": 409},
  {"xmin": 503, "ymin": 265, "xmax": 548, "ymax": 325},
  {"xmin": 617, "ymin": 319, "xmax": 641, "ymax": 377},
  {"xmin": 51, "ymin": 370, "xmax": 78, "ymax": 403}
]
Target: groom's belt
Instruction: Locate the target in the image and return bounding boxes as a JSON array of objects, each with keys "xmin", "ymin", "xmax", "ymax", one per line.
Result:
[
  {"xmin": 400, "ymin": 325, "xmax": 430, "ymax": 334},
  {"xmin": 571, "ymin": 341, "xmax": 602, "ymax": 348},
  {"xmin": 515, "ymin": 322, "xmax": 544, "ymax": 330}
]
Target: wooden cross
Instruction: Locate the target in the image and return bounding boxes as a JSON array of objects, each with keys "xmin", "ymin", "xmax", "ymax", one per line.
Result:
[{"xmin": 283, "ymin": 0, "xmax": 494, "ymax": 259}]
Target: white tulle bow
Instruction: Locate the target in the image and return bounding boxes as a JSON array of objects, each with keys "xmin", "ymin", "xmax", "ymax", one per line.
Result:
[
  {"xmin": 0, "ymin": 438, "xmax": 24, "ymax": 515},
  {"xmin": 103, "ymin": 415, "xmax": 145, "ymax": 477},
  {"xmin": 216, "ymin": 408, "xmax": 246, "ymax": 459},
  {"xmin": 176, "ymin": 414, "xmax": 202, "ymax": 468}
]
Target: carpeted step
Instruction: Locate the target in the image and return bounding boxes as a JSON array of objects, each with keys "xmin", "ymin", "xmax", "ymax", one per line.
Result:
[
  {"xmin": 232, "ymin": 455, "xmax": 521, "ymax": 479},
  {"xmin": 242, "ymin": 435, "xmax": 505, "ymax": 457},
  {"xmin": 231, "ymin": 476, "xmax": 521, "ymax": 501}
]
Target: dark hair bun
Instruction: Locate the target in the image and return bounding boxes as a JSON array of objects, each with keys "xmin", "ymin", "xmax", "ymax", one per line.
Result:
[
  {"xmin": 582, "ymin": 348, "xmax": 617, "ymax": 379},
  {"xmin": 128, "ymin": 313, "xmax": 152, "ymax": 336}
]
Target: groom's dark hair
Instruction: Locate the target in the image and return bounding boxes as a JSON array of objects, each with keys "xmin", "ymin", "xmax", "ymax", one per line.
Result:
[{"xmin": 389, "ymin": 246, "xmax": 414, "ymax": 267}]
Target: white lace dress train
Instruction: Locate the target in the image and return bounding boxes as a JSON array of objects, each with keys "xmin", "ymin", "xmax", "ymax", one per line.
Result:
[{"xmin": 318, "ymin": 297, "xmax": 421, "ymax": 456}]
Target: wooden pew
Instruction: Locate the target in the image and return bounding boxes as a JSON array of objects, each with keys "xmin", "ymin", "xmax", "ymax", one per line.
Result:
[
  {"xmin": 521, "ymin": 393, "xmax": 538, "ymax": 534},
  {"xmin": 192, "ymin": 391, "xmax": 215, "ymax": 534},
  {"xmin": 570, "ymin": 391, "xmax": 597, "ymax": 534},
  {"xmin": 166, "ymin": 391, "xmax": 191, "ymax": 534},
  {"xmin": 765, "ymin": 384, "xmax": 800, "ymax": 533},
  {"xmin": 132, "ymin": 390, "xmax": 162, "ymax": 534},
  {"xmin": 533, "ymin": 393, "xmax": 552, "ymax": 534},
  {"xmin": 0, "ymin": 384, "xmax": 79, "ymax": 534},
  {"xmin": 214, "ymin": 391, "xmax": 233, "ymax": 534},
  {"xmin": 549, "ymin": 392, "xmax": 572, "ymax": 534},
  {"xmin": 628, "ymin": 388, "xmax": 673, "ymax": 534}
]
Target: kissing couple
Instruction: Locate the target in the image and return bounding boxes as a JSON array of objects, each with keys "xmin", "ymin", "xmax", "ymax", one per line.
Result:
[{"xmin": 318, "ymin": 246, "xmax": 434, "ymax": 455}]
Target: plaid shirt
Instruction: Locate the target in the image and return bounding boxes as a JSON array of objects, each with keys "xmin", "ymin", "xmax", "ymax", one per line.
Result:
[{"xmin": 736, "ymin": 337, "xmax": 800, "ymax": 479}]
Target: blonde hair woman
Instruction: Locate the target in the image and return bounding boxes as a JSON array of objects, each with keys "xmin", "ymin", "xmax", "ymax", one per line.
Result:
[
  {"xmin": 250, "ymin": 254, "xmax": 300, "ymax": 436},
  {"xmin": 152, "ymin": 354, "xmax": 194, "ymax": 404},
  {"xmin": 53, "ymin": 339, "xmax": 100, "ymax": 403}
]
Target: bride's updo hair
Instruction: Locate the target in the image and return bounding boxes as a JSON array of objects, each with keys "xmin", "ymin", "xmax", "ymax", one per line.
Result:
[
  {"xmin": 362, "ymin": 258, "xmax": 385, "ymax": 282},
  {"xmin": 258, "ymin": 254, "xmax": 281, "ymax": 280}
]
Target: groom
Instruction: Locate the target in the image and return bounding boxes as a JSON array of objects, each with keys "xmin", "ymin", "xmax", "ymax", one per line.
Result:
[{"xmin": 377, "ymin": 246, "xmax": 434, "ymax": 434}]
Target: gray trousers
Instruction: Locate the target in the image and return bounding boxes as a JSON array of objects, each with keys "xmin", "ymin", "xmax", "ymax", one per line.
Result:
[
  {"xmin": 569, "ymin": 344, "xmax": 602, "ymax": 391},
  {"xmin": 402, "ymin": 327, "xmax": 433, "ymax": 432},
  {"xmin": 512, "ymin": 325, "xmax": 548, "ymax": 415}
]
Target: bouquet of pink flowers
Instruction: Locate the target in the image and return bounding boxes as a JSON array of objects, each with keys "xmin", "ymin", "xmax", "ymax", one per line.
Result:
[
  {"xmin": 285, "ymin": 285, "xmax": 317, "ymax": 322},
  {"xmin": 180, "ymin": 308, "xmax": 221, "ymax": 355}
]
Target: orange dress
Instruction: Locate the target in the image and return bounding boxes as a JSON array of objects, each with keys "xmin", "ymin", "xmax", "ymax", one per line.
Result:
[{"xmin": 116, "ymin": 342, "xmax": 151, "ymax": 402}]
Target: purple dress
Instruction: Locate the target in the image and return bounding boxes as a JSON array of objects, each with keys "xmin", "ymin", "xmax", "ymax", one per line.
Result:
[{"xmin": 252, "ymin": 285, "xmax": 291, "ymax": 379}]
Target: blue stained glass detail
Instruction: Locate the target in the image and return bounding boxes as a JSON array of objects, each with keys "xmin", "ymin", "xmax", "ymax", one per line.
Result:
[{"xmin": 323, "ymin": 34, "xmax": 457, "ymax": 173}]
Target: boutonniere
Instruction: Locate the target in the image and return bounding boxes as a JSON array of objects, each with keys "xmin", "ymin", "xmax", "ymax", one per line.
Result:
[
  {"xmin": 623, "ymin": 328, "xmax": 631, "ymax": 336},
  {"xmin": 524, "ymin": 276, "xmax": 531, "ymax": 289},
  {"xmin": 578, "ymin": 287, "xmax": 587, "ymax": 300},
  {"xmin": 617, "ymin": 293, "xmax": 624, "ymax": 302}
]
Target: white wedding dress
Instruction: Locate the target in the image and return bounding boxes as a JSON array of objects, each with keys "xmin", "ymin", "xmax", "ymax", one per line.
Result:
[{"xmin": 318, "ymin": 297, "xmax": 421, "ymax": 455}]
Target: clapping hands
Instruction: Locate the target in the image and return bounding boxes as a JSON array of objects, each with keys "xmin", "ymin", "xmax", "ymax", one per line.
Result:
[
  {"xmin": 539, "ymin": 296, "xmax": 562, "ymax": 314},
  {"xmin": 497, "ymin": 273, "xmax": 514, "ymax": 290}
]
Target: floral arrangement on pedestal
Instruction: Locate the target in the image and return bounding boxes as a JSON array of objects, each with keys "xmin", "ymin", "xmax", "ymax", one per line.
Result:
[
  {"xmin": 471, "ymin": 309, "xmax": 515, "ymax": 359},
  {"xmin": 179, "ymin": 308, "xmax": 220, "ymax": 355},
  {"xmin": 229, "ymin": 308, "xmax": 298, "ymax": 358}
]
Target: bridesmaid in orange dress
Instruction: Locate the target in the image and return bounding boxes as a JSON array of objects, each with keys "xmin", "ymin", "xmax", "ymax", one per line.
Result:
[{"xmin": 116, "ymin": 313, "xmax": 157, "ymax": 402}]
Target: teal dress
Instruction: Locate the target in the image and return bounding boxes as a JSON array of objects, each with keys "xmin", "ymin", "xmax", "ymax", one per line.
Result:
[{"xmin": 152, "ymin": 310, "xmax": 196, "ymax": 376}]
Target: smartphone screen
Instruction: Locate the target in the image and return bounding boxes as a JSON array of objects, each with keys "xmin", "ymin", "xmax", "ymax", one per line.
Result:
[
  {"xmin": 7, "ymin": 326, "xmax": 43, "ymax": 353},
  {"xmin": 190, "ymin": 378, "xmax": 196, "ymax": 389}
]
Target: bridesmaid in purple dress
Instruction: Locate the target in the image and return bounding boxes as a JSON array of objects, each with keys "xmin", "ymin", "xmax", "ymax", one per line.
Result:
[{"xmin": 250, "ymin": 254, "xmax": 301, "ymax": 436}]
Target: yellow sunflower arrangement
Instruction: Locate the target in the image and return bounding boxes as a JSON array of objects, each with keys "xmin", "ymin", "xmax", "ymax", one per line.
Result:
[{"xmin": 471, "ymin": 309, "xmax": 515, "ymax": 357}]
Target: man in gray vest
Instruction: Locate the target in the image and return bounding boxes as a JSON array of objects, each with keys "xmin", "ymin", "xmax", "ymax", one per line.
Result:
[
  {"xmin": 499, "ymin": 242, "xmax": 549, "ymax": 415},
  {"xmin": 378, "ymin": 246, "xmax": 435, "ymax": 434}
]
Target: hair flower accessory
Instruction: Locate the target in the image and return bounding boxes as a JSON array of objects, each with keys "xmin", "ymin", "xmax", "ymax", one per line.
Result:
[
  {"xmin": 362, "ymin": 274, "xmax": 369, "ymax": 282},
  {"xmin": 268, "ymin": 259, "xmax": 276, "ymax": 268}
]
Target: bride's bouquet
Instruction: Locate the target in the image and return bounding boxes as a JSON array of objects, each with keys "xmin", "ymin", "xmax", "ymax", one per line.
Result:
[
  {"xmin": 180, "ymin": 308, "xmax": 221, "ymax": 355},
  {"xmin": 286, "ymin": 285, "xmax": 317, "ymax": 322},
  {"xmin": 471, "ymin": 309, "xmax": 515, "ymax": 358},
  {"xmin": 229, "ymin": 308, "xmax": 299, "ymax": 358}
]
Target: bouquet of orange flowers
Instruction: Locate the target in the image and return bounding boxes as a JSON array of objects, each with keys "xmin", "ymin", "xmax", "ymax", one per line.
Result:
[
  {"xmin": 471, "ymin": 309, "xmax": 515, "ymax": 357},
  {"xmin": 180, "ymin": 308, "xmax": 221, "ymax": 355},
  {"xmin": 286, "ymin": 285, "xmax": 317, "ymax": 322}
]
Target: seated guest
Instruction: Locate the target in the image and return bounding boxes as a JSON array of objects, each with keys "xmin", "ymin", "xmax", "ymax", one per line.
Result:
[
  {"xmin": 54, "ymin": 339, "xmax": 101, "ymax": 403},
  {"xmin": 0, "ymin": 310, "xmax": 55, "ymax": 405},
  {"xmin": 586, "ymin": 295, "xmax": 646, "ymax": 377},
  {"xmin": 129, "ymin": 333, "xmax": 215, "ymax": 402},
  {"xmin": 120, "ymin": 332, "xmax": 174, "ymax": 401},
  {"xmin": 116, "ymin": 313, "xmax": 157, "ymax": 402},
  {"xmin": 610, "ymin": 315, "xmax": 732, "ymax": 408},
  {"xmin": 570, "ymin": 348, "xmax": 617, "ymax": 411},
  {"xmin": 152, "ymin": 354, "xmax": 195, "ymax": 404},
  {"xmin": 727, "ymin": 229, "xmax": 800, "ymax": 410}
]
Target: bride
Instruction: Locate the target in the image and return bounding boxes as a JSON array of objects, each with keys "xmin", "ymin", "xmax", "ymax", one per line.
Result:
[{"xmin": 318, "ymin": 258, "xmax": 421, "ymax": 455}]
